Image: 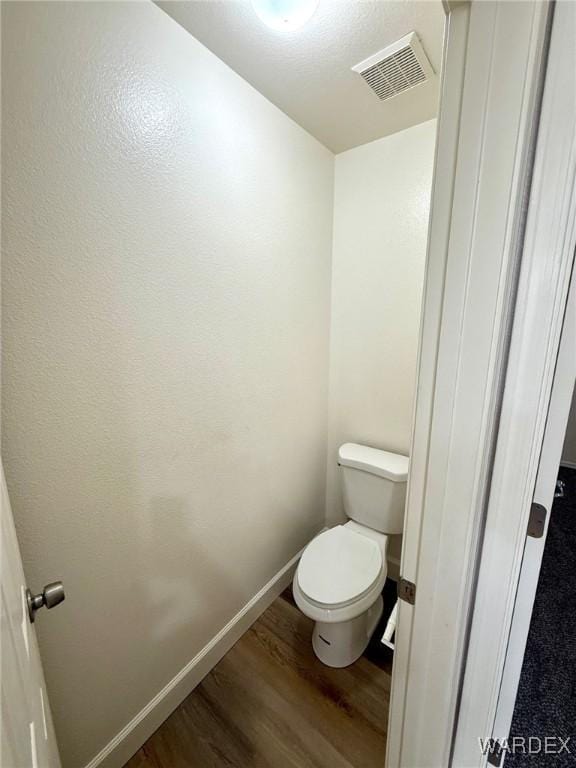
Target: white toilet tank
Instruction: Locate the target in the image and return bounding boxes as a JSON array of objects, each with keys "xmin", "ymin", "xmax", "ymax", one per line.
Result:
[{"xmin": 338, "ymin": 443, "xmax": 408, "ymax": 534}]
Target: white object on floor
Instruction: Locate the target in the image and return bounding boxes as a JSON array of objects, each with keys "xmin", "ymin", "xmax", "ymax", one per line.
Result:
[
  {"xmin": 381, "ymin": 600, "xmax": 398, "ymax": 649},
  {"xmin": 293, "ymin": 443, "xmax": 408, "ymax": 667}
]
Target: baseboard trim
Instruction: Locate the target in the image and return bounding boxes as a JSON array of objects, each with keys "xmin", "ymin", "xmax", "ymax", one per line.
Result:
[
  {"xmin": 83, "ymin": 542, "xmax": 311, "ymax": 768},
  {"xmin": 560, "ymin": 460, "xmax": 576, "ymax": 470}
]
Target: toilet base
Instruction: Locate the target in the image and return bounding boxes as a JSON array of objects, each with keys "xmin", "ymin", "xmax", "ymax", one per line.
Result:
[{"xmin": 311, "ymin": 596, "xmax": 384, "ymax": 668}]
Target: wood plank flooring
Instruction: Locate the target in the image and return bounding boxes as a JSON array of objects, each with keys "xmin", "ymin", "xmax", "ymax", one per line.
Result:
[{"xmin": 124, "ymin": 588, "xmax": 392, "ymax": 768}]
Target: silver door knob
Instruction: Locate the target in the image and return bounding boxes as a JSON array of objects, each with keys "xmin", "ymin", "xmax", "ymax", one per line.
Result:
[{"xmin": 26, "ymin": 581, "xmax": 65, "ymax": 623}]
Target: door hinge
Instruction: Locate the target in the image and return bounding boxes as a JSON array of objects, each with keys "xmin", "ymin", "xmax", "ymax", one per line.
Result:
[
  {"xmin": 398, "ymin": 577, "xmax": 416, "ymax": 605},
  {"xmin": 527, "ymin": 502, "xmax": 547, "ymax": 538},
  {"xmin": 486, "ymin": 742, "xmax": 503, "ymax": 767}
]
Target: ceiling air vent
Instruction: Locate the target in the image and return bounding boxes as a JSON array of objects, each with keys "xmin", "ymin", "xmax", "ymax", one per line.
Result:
[{"xmin": 352, "ymin": 32, "xmax": 434, "ymax": 102}]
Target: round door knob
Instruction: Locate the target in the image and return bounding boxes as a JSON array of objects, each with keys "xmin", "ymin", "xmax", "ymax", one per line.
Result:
[{"xmin": 26, "ymin": 581, "xmax": 65, "ymax": 623}]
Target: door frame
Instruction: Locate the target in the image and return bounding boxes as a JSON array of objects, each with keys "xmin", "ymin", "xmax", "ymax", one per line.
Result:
[
  {"xmin": 387, "ymin": 1, "xmax": 555, "ymax": 765},
  {"xmin": 489, "ymin": 260, "xmax": 576, "ymax": 761},
  {"xmin": 452, "ymin": 0, "xmax": 576, "ymax": 763}
]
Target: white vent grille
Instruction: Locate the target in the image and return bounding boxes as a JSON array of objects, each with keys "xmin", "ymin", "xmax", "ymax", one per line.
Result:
[{"xmin": 352, "ymin": 32, "xmax": 434, "ymax": 102}]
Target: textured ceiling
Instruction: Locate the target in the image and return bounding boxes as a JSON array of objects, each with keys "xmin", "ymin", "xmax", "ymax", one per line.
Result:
[{"xmin": 156, "ymin": 1, "xmax": 445, "ymax": 153}]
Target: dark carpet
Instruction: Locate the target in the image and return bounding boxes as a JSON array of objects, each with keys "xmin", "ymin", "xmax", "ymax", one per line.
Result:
[{"xmin": 506, "ymin": 466, "xmax": 576, "ymax": 766}]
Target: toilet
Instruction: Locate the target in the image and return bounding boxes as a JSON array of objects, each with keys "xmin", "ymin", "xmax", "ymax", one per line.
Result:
[{"xmin": 293, "ymin": 442, "xmax": 408, "ymax": 668}]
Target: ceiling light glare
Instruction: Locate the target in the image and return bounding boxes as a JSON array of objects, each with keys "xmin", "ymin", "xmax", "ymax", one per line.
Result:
[{"xmin": 251, "ymin": 0, "xmax": 319, "ymax": 32}]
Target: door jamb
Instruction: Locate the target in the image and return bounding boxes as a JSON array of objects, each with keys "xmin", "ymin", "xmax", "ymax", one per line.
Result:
[
  {"xmin": 387, "ymin": 2, "xmax": 553, "ymax": 766},
  {"xmin": 490, "ymin": 269, "xmax": 576, "ymax": 758},
  {"xmin": 452, "ymin": 1, "xmax": 576, "ymax": 762}
]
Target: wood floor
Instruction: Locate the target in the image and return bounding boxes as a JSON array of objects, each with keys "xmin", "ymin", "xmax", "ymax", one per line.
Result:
[{"xmin": 124, "ymin": 588, "xmax": 392, "ymax": 768}]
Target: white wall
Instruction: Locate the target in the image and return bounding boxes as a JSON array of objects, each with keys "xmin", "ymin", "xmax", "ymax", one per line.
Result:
[
  {"xmin": 326, "ymin": 121, "xmax": 436, "ymax": 530},
  {"xmin": 1, "ymin": 2, "xmax": 333, "ymax": 766}
]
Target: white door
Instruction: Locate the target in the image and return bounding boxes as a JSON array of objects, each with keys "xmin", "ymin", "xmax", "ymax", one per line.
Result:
[
  {"xmin": 386, "ymin": 1, "xmax": 552, "ymax": 765},
  {"xmin": 1, "ymin": 464, "xmax": 62, "ymax": 767},
  {"xmin": 490, "ymin": 272, "xmax": 576, "ymax": 758},
  {"xmin": 449, "ymin": 0, "xmax": 576, "ymax": 761}
]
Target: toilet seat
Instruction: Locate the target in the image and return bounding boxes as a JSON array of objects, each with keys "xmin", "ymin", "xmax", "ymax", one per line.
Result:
[{"xmin": 297, "ymin": 526, "xmax": 383, "ymax": 608}]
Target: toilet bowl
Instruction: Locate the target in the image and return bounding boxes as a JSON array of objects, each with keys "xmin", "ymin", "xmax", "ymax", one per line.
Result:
[
  {"xmin": 293, "ymin": 443, "xmax": 408, "ymax": 667},
  {"xmin": 293, "ymin": 522, "xmax": 388, "ymax": 667}
]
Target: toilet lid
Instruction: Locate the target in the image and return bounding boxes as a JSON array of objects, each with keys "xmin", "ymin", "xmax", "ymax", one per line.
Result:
[{"xmin": 298, "ymin": 526, "xmax": 382, "ymax": 607}]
